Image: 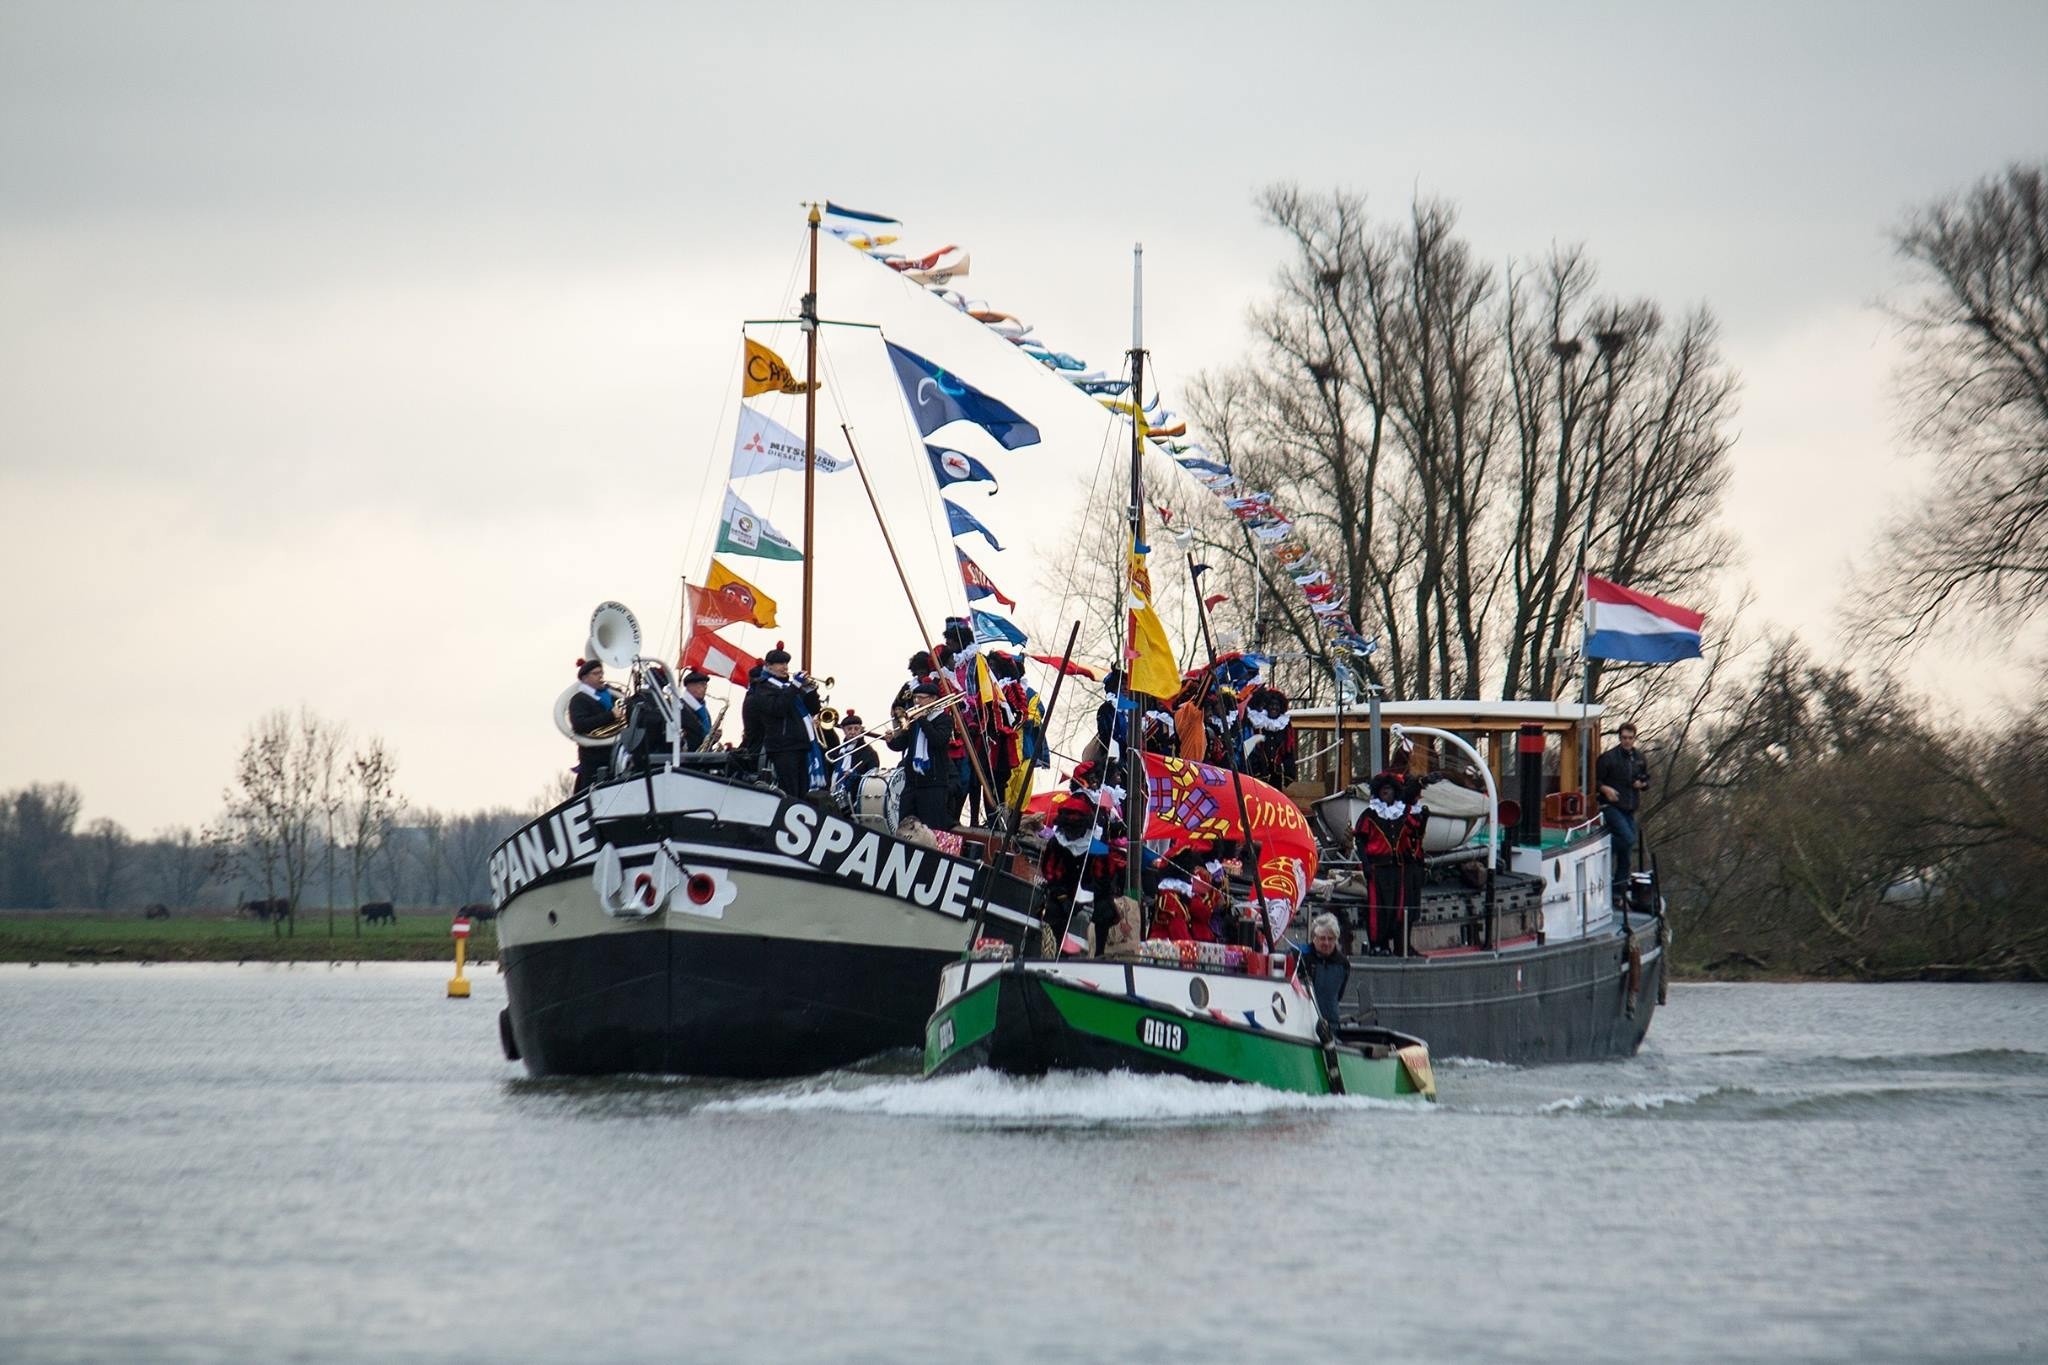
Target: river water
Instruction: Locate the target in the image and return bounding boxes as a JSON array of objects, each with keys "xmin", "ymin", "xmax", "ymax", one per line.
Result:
[{"xmin": 1, "ymin": 966, "xmax": 2042, "ymax": 1363}]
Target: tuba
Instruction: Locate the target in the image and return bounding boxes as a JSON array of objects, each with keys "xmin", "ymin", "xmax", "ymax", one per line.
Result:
[{"xmin": 554, "ymin": 601, "xmax": 643, "ymax": 747}]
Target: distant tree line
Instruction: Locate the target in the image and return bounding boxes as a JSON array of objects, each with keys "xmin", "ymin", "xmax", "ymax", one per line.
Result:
[{"xmin": 0, "ymin": 712, "xmax": 527, "ymax": 928}]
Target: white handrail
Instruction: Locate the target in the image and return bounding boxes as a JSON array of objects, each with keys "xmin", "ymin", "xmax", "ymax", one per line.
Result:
[{"xmin": 1388, "ymin": 724, "xmax": 1499, "ymax": 871}]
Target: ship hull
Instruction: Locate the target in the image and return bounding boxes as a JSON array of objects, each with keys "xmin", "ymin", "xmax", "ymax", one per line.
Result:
[
  {"xmin": 1342, "ymin": 919, "xmax": 1664, "ymax": 1065},
  {"xmin": 925, "ymin": 960, "xmax": 1433, "ymax": 1100},
  {"xmin": 491, "ymin": 770, "xmax": 1036, "ymax": 1078}
]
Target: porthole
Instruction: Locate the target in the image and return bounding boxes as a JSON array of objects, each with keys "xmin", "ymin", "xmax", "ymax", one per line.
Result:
[
  {"xmin": 1552, "ymin": 862, "xmax": 1562, "ymax": 882},
  {"xmin": 547, "ymin": 910, "xmax": 558, "ymax": 925},
  {"xmin": 1189, "ymin": 977, "xmax": 1209, "ymax": 1008}
]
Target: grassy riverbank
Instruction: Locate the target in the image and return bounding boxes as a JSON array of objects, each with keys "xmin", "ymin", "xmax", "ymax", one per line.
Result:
[{"xmin": 0, "ymin": 911, "xmax": 495, "ymax": 964}]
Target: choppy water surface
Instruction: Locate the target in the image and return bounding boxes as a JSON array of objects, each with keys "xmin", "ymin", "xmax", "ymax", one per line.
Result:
[{"xmin": 1, "ymin": 967, "xmax": 2042, "ymax": 1363}]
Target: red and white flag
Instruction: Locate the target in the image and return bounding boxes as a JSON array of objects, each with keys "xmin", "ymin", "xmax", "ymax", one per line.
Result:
[{"xmin": 679, "ymin": 627, "xmax": 761, "ymax": 686}]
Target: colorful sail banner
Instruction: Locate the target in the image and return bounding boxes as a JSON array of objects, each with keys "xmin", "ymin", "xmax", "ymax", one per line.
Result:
[
  {"xmin": 887, "ymin": 342, "xmax": 1042, "ymax": 450},
  {"xmin": 715, "ymin": 489, "xmax": 803, "ymax": 562},
  {"xmin": 1125, "ymin": 544, "xmax": 1180, "ymax": 700},
  {"xmin": 1584, "ymin": 574, "xmax": 1705, "ymax": 662},
  {"xmin": 1138, "ymin": 754, "xmax": 1318, "ymax": 932},
  {"xmin": 680, "ymin": 626, "xmax": 760, "ymax": 687},
  {"xmin": 926, "ymin": 443, "xmax": 999, "ymax": 492},
  {"xmin": 957, "ymin": 548, "xmax": 1016, "ymax": 608},
  {"xmin": 703, "ymin": 558, "xmax": 777, "ymax": 628},
  {"xmin": 731, "ymin": 405, "xmax": 849, "ymax": 479},
  {"xmin": 741, "ymin": 338, "xmax": 816, "ymax": 397},
  {"xmin": 944, "ymin": 498, "xmax": 1004, "ymax": 551}
]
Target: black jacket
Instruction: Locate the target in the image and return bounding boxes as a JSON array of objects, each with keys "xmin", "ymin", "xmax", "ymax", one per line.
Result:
[
  {"xmin": 569, "ymin": 688, "xmax": 616, "ymax": 739},
  {"xmin": 1596, "ymin": 744, "xmax": 1650, "ymax": 813},
  {"xmin": 888, "ymin": 708, "xmax": 954, "ymax": 786},
  {"xmin": 679, "ymin": 698, "xmax": 712, "ymax": 751},
  {"xmin": 741, "ymin": 678, "xmax": 814, "ymax": 755}
]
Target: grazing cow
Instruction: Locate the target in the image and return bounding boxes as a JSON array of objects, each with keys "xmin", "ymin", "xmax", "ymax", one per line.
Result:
[
  {"xmin": 241, "ymin": 897, "xmax": 290, "ymax": 922},
  {"xmin": 458, "ymin": 902, "xmax": 496, "ymax": 924},
  {"xmin": 144, "ymin": 904, "xmax": 170, "ymax": 920},
  {"xmin": 361, "ymin": 901, "xmax": 396, "ymax": 926}
]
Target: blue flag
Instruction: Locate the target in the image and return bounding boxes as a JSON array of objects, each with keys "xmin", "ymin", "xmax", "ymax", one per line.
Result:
[
  {"xmin": 945, "ymin": 498, "xmax": 1004, "ymax": 551},
  {"xmin": 972, "ymin": 610, "xmax": 1027, "ymax": 647},
  {"xmin": 887, "ymin": 342, "xmax": 1042, "ymax": 451},
  {"xmin": 926, "ymin": 444, "xmax": 999, "ymax": 492},
  {"xmin": 824, "ymin": 201, "xmax": 899, "ymax": 225}
]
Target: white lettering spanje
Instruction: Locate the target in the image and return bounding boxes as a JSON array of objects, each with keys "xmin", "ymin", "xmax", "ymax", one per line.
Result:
[
  {"xmin": 938, "ymin": 862, "xmax": 975, "ymax": 918},
  {"xmin": 807, "ymin": 816, "xmax": 856, "ymax": 867},
  {"xmin": 878, "ymin": 843, "xmax": 924, "ymax": 898},
  {"xmin": 839, "ymin": 832, "xmax": 882, "ymax": 886},
  {"xmin": 774, "ymin": 804, "xmax": 819, "ymax": 856},
  {"xmin": 542, "ymin": 813, "xmax": 569, "ymax": 870},
  {"xmin": 562, "ymin": 799, "xmax": 598, "ymax": 858},
  {"xmin": 517, "ymin": 826, "xmax": 548, "ymax": 883}
]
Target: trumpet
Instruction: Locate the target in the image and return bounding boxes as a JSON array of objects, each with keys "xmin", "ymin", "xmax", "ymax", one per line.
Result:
[{"xmin": 825, "ymin": 689, "xmax": 966, "ymax": 761}]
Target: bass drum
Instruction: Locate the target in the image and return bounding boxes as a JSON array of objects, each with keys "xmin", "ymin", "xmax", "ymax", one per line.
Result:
[{"xmin": 854, "ymin": 768, "xmax": 905, "ymax": 832}]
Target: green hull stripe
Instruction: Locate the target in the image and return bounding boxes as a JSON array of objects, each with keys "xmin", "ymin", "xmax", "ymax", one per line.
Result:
[
  {"xmin": 1040, "ymin": 979, "xmax": 1416, "ymax": 1099},
  {"xmin": 924, "ymin": 977, "xmax": 999, "ymax": 1072}
]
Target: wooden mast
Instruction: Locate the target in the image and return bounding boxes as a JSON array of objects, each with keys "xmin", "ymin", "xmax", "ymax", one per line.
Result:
[{"xmin": 801, "ymin": 202, "xmax": 821, "ymax": 671}]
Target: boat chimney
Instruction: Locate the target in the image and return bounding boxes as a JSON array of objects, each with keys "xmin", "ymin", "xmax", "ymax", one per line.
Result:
[{"xmin": 1517, "ymin": 724, "xmax": 1545, "ymax": 847}]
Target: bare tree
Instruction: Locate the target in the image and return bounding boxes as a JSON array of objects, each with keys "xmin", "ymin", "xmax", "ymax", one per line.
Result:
[
  {"xmin": 213, "ymin": 709, "xmax": 336, "ymax": 936},
  {"xmin": 149, "ymin": 825, "xmax": 221, "ymax": 910},
  {"xmin": 0, "ymin": 783, "xmax": 82, "ymax": 908},
  {"xmin": 346, "ymin": 737, "xmax": 400, "ymax": 935},
  {"xmin": 1183, "ymin": 186, "xmax": 1735, "ymax": 705},
  {"xmin": 1858, "ymin": 162, "xmax": 2048, "ymax": 650},
  {"xmin": 75, "ymin": 817, "xmax": 132, "ymax": 909}
]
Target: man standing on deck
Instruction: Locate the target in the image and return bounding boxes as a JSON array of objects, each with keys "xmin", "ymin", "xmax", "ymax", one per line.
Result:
[
  {"xmin": 1596, "ymin": 722, "xmax": 1651, "ymax": 897},
  {"xmin": 741, "ymin": 647, "xmax": 820, "ymax": 799}
]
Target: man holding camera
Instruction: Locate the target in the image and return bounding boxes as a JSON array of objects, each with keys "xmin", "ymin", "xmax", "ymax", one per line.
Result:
[{"xmin": 1596, "ymin": 721, "xmax": 1651, "ymax": 898}]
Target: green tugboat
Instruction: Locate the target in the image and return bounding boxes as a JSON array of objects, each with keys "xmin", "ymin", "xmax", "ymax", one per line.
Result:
[{"xmin": 924, "ymin": 946, "xmax": 1436, "ymax": 1100}]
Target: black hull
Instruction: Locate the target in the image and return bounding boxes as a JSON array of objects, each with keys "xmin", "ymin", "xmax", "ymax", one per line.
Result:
[
  {"xmin": 1342, "ymin": 919, "xmax": 1664, "ymax": 1065},
  {"xmin": 501, "ymin": 926, "xmax": 960, "ymax": 1078}
]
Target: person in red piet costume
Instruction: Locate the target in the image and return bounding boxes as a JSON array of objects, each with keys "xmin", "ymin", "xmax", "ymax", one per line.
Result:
[
  {"xmin": 1354, "ymin": 771, "xmax": 1409, "ymax": 953},
  {"xmin": 1397, "ymin": 773, "xmax": 1431, "ymax": 927},
  {"xmin": 1147, "ymin": 850, "xmax": 1198, "ymax": 943},
  {"xmin": 1039, "ymin": 792, "xmax": 1126, "ymax": 957}
]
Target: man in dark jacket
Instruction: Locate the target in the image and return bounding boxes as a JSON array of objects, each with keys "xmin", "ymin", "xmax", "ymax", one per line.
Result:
[
  {"xmin": 568, "ymin": 658, "xmax": 617, "ymax": 792},
  {"xmin": 888, "ymin": 680, "xmax": 956, "ymax": 830},
  {"xmin": 1297, "ymin": 912, "xmax": 1351, "ymax": 1025},
  {"xmin": 677, "ymin": 670, "xmax": 715, "ymax": 752},
  {"xmin": 1596, "ymin": 721, "xmax": 1650, "ymax": 893},
  {"xmin": 828, "ymin": 711, "xmax": 880, "ymax": 802},
  {"xmin": 740, "ymin": 648, "xmax": 819, "ymax": 799}
]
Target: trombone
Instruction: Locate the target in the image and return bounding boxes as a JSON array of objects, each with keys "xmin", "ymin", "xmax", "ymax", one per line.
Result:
[{"xmin": 823, "ymin": 689, "xmax": 967, "ymax": 762}]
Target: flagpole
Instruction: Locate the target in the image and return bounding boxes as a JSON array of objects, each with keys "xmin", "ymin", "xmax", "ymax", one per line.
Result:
[
  {"xmin": 801, "ymin": 202, "xmax": 821, "ymax": 672},
  {"xmin": 1580, "ymin": 575, "xmax": 1593, "ymax": 802},
  {"xmin": 1124, "ymin": 243, "xmax": 1148, "ymax": 925}
]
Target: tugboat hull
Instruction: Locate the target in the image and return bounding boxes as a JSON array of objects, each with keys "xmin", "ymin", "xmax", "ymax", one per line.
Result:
[{"xmin": 925, "ymin": 961, "xmax": 1434, "ymax": 1100}]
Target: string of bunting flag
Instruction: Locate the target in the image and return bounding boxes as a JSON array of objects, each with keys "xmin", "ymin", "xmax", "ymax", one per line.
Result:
[{"xmin": 818, "ymin": 200, "xmax": 1378, "ymax": 668}]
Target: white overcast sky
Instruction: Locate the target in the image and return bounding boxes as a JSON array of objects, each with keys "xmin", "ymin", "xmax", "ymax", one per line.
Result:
[{"xmin": 3, "ymin": 0, "xmax": 2044, "ymax": 835}]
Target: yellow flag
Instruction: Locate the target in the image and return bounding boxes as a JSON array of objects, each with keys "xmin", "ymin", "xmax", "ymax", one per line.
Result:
[
  {"xmin": 1125, "ymin": 544, "xmax": 1180, "ymax": 700},
  {"xmin": 742, "ymin": 338, "xmax": 817, "ymax": 397},
  {"xmin": 704, "ymin": 558, "xmax": 778, "ymax": 628}
]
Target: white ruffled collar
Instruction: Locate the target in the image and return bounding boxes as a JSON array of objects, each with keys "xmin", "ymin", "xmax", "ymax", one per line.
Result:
[
  {"xmin": 1366, "ymin": 797, "xmax": 1408, "ymax": 820},
  {"xmin": 1246, "ymin": 708, "xmax": 1292, "ymax": 732}
]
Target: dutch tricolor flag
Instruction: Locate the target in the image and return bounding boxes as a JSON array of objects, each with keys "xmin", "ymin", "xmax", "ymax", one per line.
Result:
[{"xmin": 1584, "ymin": 574, "xmax": 1705, "ymax": 663}]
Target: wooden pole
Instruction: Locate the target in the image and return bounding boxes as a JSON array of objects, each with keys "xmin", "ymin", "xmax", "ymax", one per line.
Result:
[{"xmin": 801, "ymin": 203, "xmax": 820, "ymax": 670}]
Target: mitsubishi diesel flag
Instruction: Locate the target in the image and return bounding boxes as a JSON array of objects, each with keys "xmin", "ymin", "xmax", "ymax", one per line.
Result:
[
  {"xmin": 730, "ymin": 405, "xmax": 849, "ymax": 479},
  {"xmin": 1584, "ymin": 574, "xmax": 1705, "ymax": 662},
  {"xmin": 703, "ymin": 558, "xmax": 777, "ymax": 628},
  {"xmin": 887, "ymin": 342, "xmax": 1042, "ymax": 450},
  {"xmin": 715, "ymin": 489, "xmax": 803, "ymax": 562},
  {"xmin": 679, "ymin": 627, "xmax": 761, "ymax": 687},
  {"xmin": 1125, "ymin": 543, "xmax": 1179, "ymax": 700},
  {"xmin": 741, "ymin": 338, "xmax": 816, "ymax": 397}
]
